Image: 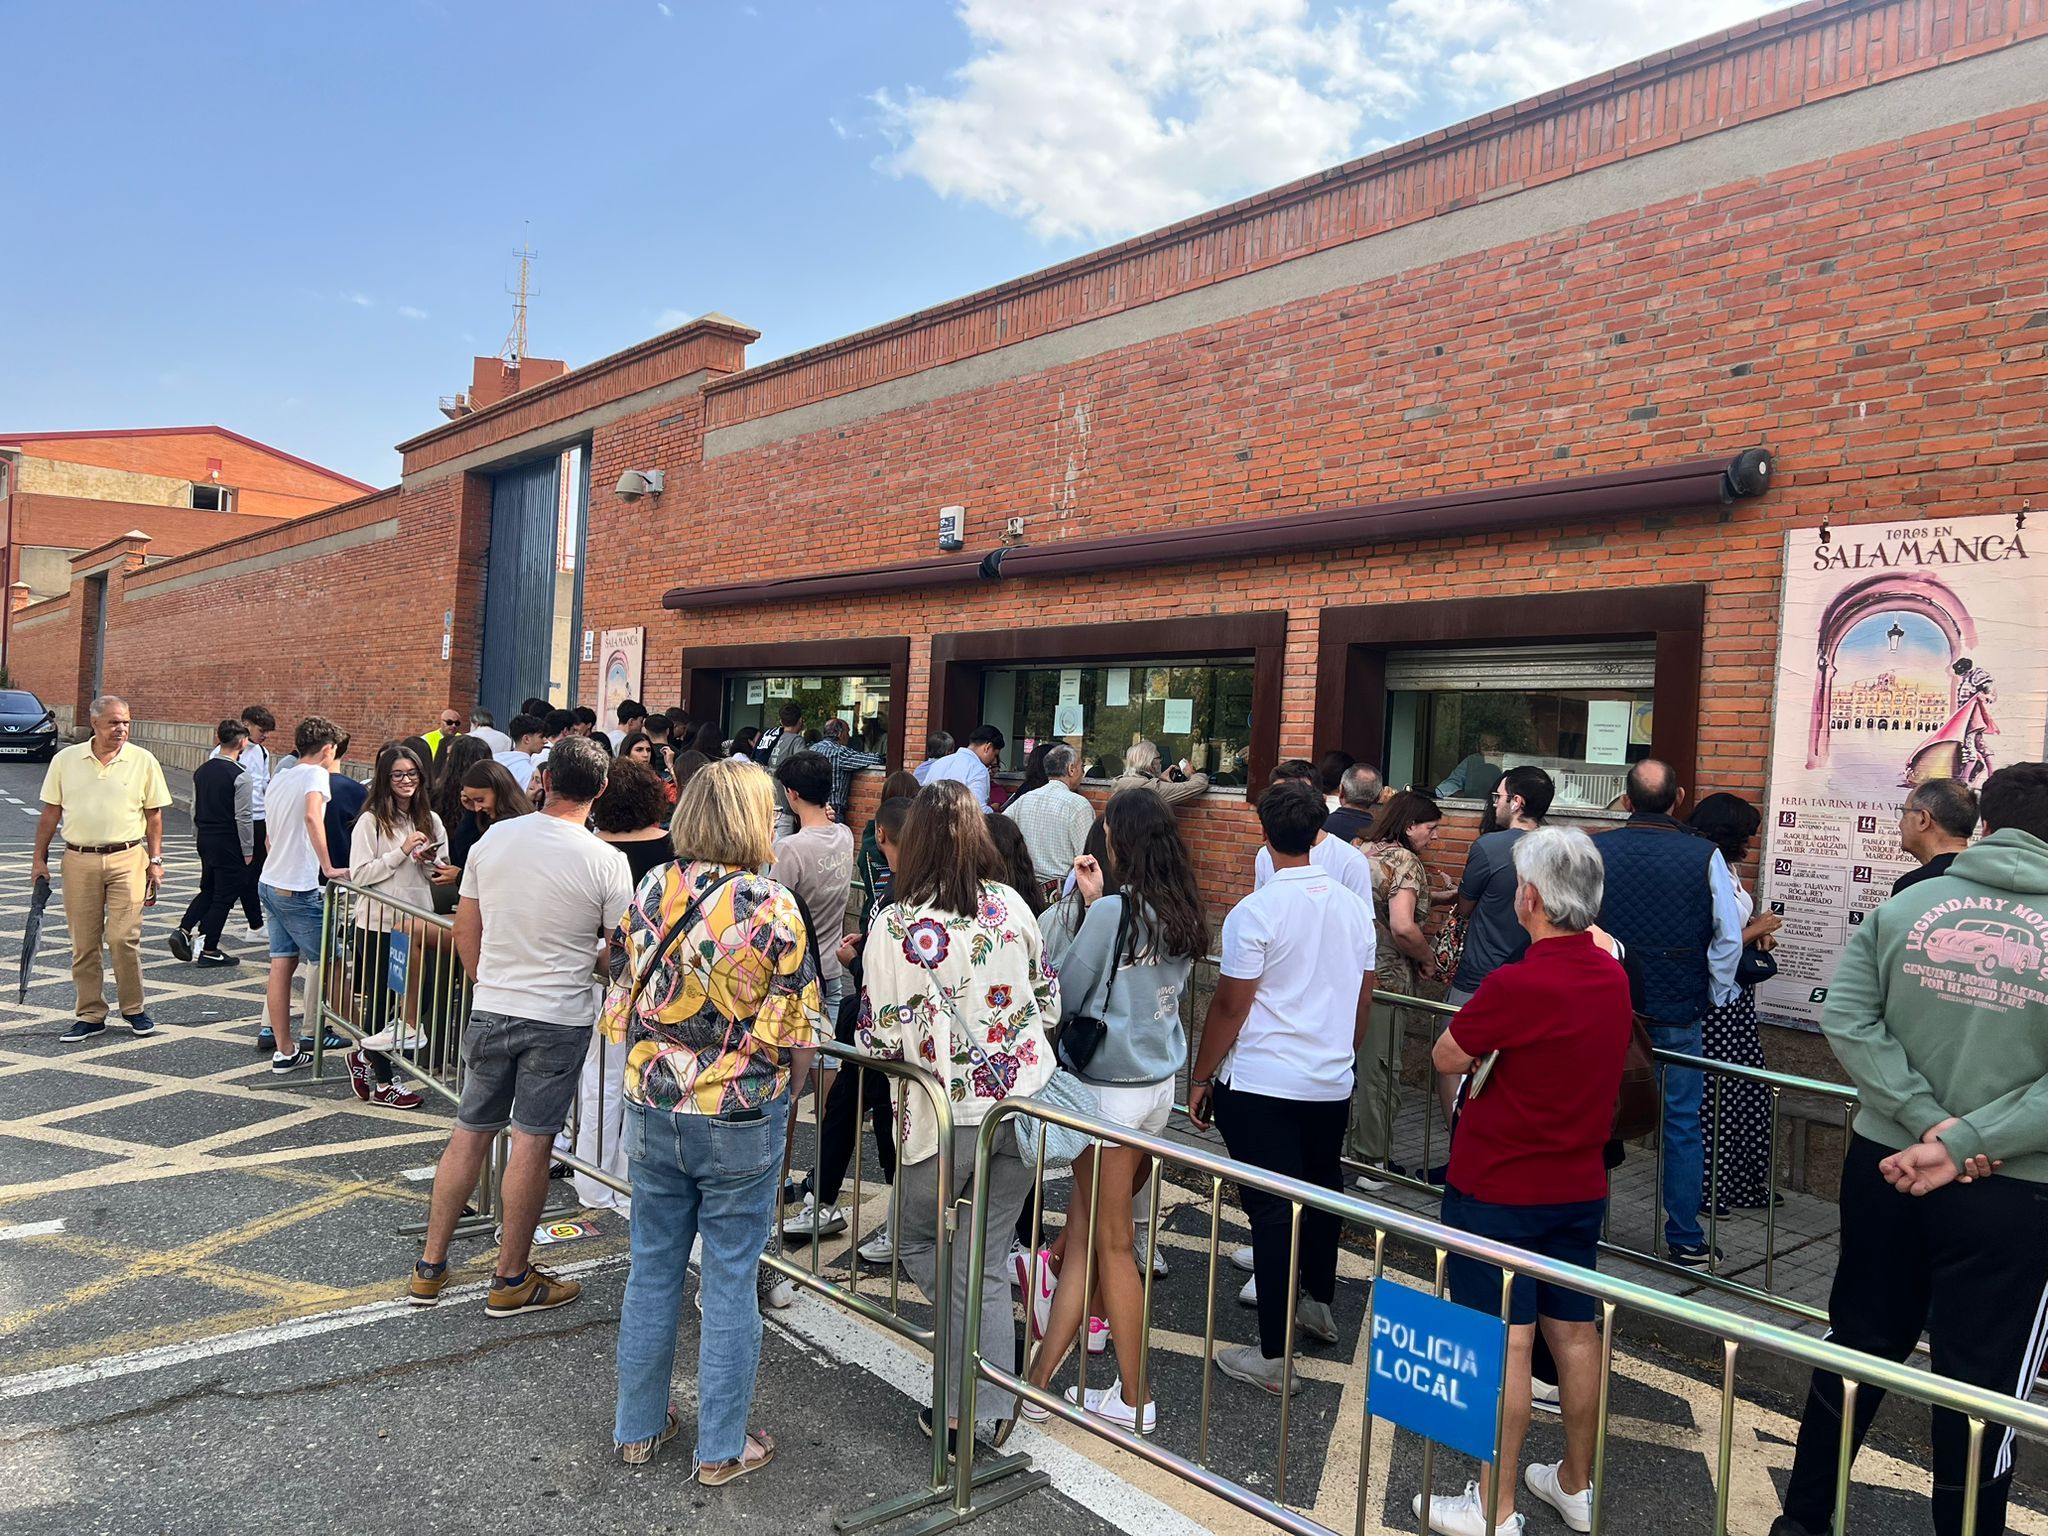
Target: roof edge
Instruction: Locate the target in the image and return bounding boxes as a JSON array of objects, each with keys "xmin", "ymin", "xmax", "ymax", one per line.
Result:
[{"xmin": 0, "ymin": 425, "xmax": 376, "ymax": 492}]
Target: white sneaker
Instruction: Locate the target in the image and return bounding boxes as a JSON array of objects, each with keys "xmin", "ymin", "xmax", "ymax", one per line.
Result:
[
  {"xmin": 857, "ymin": 1222, "xmax": 895, "ymax": 1264},
  {"xmin": 1086, "ymin": 1315, "xmax": 1110, "ymax": 1354},
  {"xmin": 1524, "ymin": 1462, "xmax": 1591, "ymax": 1533},
  {"xmin": 760, "ymin": 1271, "xmax": 797, "ymax": 1310},
  {"xmin": 1018, "ymin": 1393, "xmax": 1051, "ymax": 1423},
  {"xmin": 781, "ymin": 1193, "xmax": 848, "ymax": 1241},
  {"xmin": 1066, "ymin": 1380, "xmax": 1156, "ymax": 1432},
  {"xmin": 1238, "ymin": 1274, "xmax": 1258, "ymax": 1308},
  {"xmin": 1230, "ymin": 1244, "xmax": 1256, "ymax": 1273},
  {"xmin": 1353, "ymin": 1172, "xmax": 1388, "ymax": 1193},
  {"xmin": 1135, "ymin": 1238, "xmax": 1169, "ymax": 1279},
  {"xmin": 1531, "ymin": 1377, "xmax": 1562, "ymax": 1415},
  {"xmin": 1011, "ymin": 1247, "xmax": 1056, "ymax": 1339},
  {"xmin": 1412, "ymin": 1482, "xmax": 1525, "ymax": 1536}
]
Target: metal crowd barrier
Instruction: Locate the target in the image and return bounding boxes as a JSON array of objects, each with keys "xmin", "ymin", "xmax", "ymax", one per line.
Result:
[{"xmin": 923, "ymin": 1094, "xmax": 2048, "ymax": 1536}]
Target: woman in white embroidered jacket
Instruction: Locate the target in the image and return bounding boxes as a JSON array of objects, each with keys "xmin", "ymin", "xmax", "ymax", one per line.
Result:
[{"xmin": 858, "ymin": 778, "xmax": 1057, "ymax": 1450}]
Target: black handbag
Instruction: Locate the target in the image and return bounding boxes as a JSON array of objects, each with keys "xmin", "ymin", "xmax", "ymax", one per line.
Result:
[
  {"xmin": 1736, "ymin": 943, "xmax": 1778, "ymax": 989},
  {"xmin": 1057, "ymin": 900, "xmax": 1129, "ymax": 1075}
]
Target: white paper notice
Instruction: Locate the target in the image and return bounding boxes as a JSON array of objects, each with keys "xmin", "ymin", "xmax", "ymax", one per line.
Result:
[
  {"xmin": 840, "ymin": 678, "xmax": 858, "ymax": 705},
  {"xmin": 1586, "ymin": 700, "xmax": 1631, "ymax": 764},
  {"xmin": 1053, "ymin": 703, "xmax": 1085, "ymax": 737},
  {"xmin": 1105, "ymin": 669, "xmax": 1131, "ymax": 707},
  {"xmin": 1161, "ymin": 698, "xmax": 1194, "ymax": 735},
  {"xmin": 746, "ymin": 680, "xmax": 766, "ymax": 705},
  {"xmin": 1058, "ymin": 670, "xmax": 1083, "ymax": 707},
  {"xmin": 802, "ymin": 677, "xmax": 822, "ymax": 691}
]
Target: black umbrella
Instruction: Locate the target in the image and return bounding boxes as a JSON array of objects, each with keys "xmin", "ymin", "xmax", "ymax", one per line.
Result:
[{"xmin": 18, "ymin": 874, "xmax": 51, "ymax": 1003}]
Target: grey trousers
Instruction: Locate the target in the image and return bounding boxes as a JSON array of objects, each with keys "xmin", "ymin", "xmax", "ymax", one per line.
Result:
[{"xmin": 896, "ymin": 1126, "xmax": 1033, "ymax": 1421}]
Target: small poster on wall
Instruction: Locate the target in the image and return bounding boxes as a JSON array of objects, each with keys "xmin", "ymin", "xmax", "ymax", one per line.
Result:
[
  {"xmin": 598, "ymin": 628, "xmax": 644, "ymax": 722},
  {"xmin": 1161, "ymin": 697, "xmax": 1194, "ymax": 735},
  {"xmin": 767, "ymin": 677, "xmax": 793, "ymax": 699},
  {"xmin": 745, "ymin": 680, "xmax": 766, "ymax": 706},
  {"xmin": 1105, "ymin": 668, "xmax": 1131, "ymax": 707},
  {"xmin": 1053, "ymin": 703, "xmax": 1086, "ymax": 738},
  {"xmin": 1585, "ymin": 700, "xmax": 1630, "ymax": 764}
]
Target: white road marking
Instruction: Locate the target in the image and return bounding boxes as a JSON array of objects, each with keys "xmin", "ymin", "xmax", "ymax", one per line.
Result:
[
  {"xmin": 0, "ymin": 1253, "xmax": 631, "ymax": 1400},
  {"xmin": 0, "ymin": 1219, "xmax": 66, "ymax": 1241},
  {"xmin": 770, "ymin": 1295, "xmax": 1216, "ymax": 1536},
  {"xmin": 401, "ymin": 1166, "xmax": 438, "ymax": 1182}
]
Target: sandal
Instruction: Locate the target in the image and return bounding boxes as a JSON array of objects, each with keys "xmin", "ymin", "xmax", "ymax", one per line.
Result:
[
  {"xmin": 697, "ymin": 1429, "xmax": 775, "ymax": 1486},
  {"xmin": 619, "ymin": 1404, "xmax": 681, "ymax": 1465}
]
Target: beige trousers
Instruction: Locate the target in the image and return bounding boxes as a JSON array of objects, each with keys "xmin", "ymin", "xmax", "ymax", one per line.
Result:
[{"xmin": 62, "ymin": 845, "xmax": 149, "ymax": 1023}]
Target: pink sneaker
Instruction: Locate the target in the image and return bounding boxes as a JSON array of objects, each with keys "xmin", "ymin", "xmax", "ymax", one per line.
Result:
[
  {"xmin": 1087, "ymin": 1315, "xmax": 1110, "ymax": 1355},
  {"xmin": 1011, "ymin": 1248, "xmax": 1056, "ymax": 1341}
]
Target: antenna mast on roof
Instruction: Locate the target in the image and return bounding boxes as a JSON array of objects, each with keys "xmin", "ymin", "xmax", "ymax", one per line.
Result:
[{"xmin": 503, "ymin": 230, "xmax": 535, "ymax": 366}]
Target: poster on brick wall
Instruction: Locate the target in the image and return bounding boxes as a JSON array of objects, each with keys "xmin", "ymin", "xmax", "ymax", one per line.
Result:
[
  {"xmin": 599, "ymin": 628, "xmax": 644, "ymax": 723},
  {"xmin": 1756, "ymin": 513, "xmax": 2046, "ymax": 1029}
]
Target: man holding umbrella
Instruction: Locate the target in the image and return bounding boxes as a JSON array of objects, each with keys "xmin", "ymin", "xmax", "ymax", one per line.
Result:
[{"xmin": 32, "ymin": 695, "xmax": 173, "ymax": 1041}]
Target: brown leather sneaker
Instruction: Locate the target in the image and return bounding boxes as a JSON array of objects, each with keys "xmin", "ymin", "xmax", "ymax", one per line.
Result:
[
  {"xmin": 484, "ymin": 1265, "xmax": 581, "ymax": 1317},
  {"xmin": 408, "ymin": 1260, "xmax": 450, "ymax": 1307}
]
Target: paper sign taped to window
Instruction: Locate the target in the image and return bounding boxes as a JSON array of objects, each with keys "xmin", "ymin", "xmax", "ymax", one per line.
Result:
[
  {"xmin": 802, "ymin": 677, "xmax": 822, "ymax": 690},
  {"xmin": 1162, "ymin": 698, "xmax": 1194, "ymax": 734},
  {"xmin": 1053, "ymin": 703, "xmax": 1085, "ymax": 737},
  {"xmin": 1058, "ymin": 670, "xmax": 1083, "ymax": 706},
  {"xmin": 746, "ymin": 680, "xmax": 766, "ymax": 705},
  {"xmin": 1105, "ymin": 668, "xmax": 1131, "ymax": 707},
  {"xmin": 1586, "ymin": 699, "xmax": 1631, "ymax": 765},
  {"xmin": 841, "ymin": 678, "xmax": 858, "ymax": 705},
  {"xmin": 767, "ymin": 678, "xmax": 793, "ymax": 699}
]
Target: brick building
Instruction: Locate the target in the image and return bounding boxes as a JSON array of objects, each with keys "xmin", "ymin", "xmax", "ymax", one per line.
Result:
[{"xmin": 9, "ymin": 0, "xmax": 2045, "ymax": 901}]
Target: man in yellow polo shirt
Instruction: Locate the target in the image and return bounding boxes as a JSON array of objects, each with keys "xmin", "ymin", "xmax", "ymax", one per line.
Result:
[{"xmin": 33, "ymin": 694, "xmax": 173, "ymax": 1042}]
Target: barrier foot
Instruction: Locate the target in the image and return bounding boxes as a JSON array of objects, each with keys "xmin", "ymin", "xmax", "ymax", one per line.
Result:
[
  {"xmin": 394, "ymin": 1200, "xmax": 580, "ymax": 1240},
  {"xmin": 835, "ymin": 1453, "xmax": 1044, "ymax": 1534}
]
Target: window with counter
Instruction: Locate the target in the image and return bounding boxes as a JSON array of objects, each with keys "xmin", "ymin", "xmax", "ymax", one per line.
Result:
[{"xmin": 680, "ymin": 638, "xmax": 910, "ymax": 769}]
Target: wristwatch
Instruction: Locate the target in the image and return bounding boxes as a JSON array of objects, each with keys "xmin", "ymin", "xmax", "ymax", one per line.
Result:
[{"xmin": 147, "ymin": 857, "xmax": 165, "ymax": 868}]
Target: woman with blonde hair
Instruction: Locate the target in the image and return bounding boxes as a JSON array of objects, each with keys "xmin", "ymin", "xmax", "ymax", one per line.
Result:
[
  {"xmin": 860, "ymin": 778, "xmax": 1059, "ymax": 1450},
  {"xmin": 602, "ymin": 757, "xmax": 825, "ymax": 1483}
]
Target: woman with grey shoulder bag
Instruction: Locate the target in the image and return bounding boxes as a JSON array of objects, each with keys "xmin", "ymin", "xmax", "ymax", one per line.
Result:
[{"xmin": 1020, "ymin": 786, "xmax": 1207, "ymax": 1435}]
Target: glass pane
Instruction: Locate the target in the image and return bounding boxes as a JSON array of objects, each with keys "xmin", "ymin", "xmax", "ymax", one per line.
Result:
[
  {"xmin": 721, "ymin": 672, "xmax": 892, "ymax": 761},
  {"xmin": 980, "ymin": 659, "xmax": 1253, "ymax": 789},
  {"xmin": 1388, "ymin": 683, "xmax": 1652, "ymax": 809}
]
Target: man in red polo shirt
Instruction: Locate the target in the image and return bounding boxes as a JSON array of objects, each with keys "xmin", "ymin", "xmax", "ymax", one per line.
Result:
[{"xmin": 1412, "ymin": 825, "xmax": 1633, "ymax": 1536}]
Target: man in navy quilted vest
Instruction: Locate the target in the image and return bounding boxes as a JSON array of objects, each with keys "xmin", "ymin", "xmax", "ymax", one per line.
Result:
[{"xmin": 1594, "ymin": 760, "xmax": 1743, "ymax": 1268}]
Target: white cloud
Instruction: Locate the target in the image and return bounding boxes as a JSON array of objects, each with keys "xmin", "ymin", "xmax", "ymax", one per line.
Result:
[
  {"xmin": 343, "ymin": 291, "xmax": 374, "ymax": 308},
  {"xmin": 875, "ymin": 0, "xmax": 1779, "ymax": 243},
  {"xmin": 828, "ymin": 115, "xmax": 849, "ymax": 140},
  {"xmin": 397, "ymin": 304, "xmax": 429, "ymax": 320},
  {"xmin": 657, "ymin": 2, "xmax": 672, "ymax": 14},
  {"xmin": 655, "ymin": 307, "xmax": 694, "ymax": 329}
]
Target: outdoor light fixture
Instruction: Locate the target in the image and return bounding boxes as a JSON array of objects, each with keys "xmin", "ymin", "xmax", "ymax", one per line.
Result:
[
  {"xmin": 615, "ymin": 469, "xmax": 665, "ymax": 501},
  {"xmin": 1887, "ymin": 620, "xmax": 1905, "ymax": 653}
]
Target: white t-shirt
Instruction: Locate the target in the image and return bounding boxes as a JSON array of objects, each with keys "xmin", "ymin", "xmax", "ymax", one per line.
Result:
[
  {"xmin": 1218, "ymin": 864, "xmax": 1375, "ymax": 1101},
  {"xmin": 494, "ymin": 749, "xmax": 538, "ymax": 791},
  {"xmin": 471, "ymin": 726, "xmax": 511, "ymax": 755},
  {"xmin": 459, "ymin": 813, "xmax": 634, "ymax": 1028},
  {"xmin": 263, "ymin": 762, "xmax": 333, "ymax": 892},
  {"xmin": 1254, "ymin": 835, "xmax": 1380, "ymax": 970}
]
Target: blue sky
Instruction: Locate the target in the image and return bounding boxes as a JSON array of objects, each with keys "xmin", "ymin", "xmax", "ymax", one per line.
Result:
[{"xmin": 0, "ymin": 0, "xmax": 1777, "ymax": 487}]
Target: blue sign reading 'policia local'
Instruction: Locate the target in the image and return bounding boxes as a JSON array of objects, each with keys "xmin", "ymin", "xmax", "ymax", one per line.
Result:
[{"xmin": 1369, "ymin": 1281, "xmax": 1507, "ymax": 1462}]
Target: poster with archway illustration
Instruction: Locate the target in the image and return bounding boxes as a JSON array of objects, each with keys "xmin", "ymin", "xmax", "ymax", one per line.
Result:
[
  {"xmin": 1757, "ymin": 514, "xmax": 2044, "ymax": 1029},
  {"xmin": 598, "ymin": 627, "xmax": 644, "ymax": 725}
]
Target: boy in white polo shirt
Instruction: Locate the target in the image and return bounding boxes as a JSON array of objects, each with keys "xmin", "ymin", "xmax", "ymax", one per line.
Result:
[{"xmin": 1190, "ymin": 780, "xmax": 1375, "ymax": 1396}]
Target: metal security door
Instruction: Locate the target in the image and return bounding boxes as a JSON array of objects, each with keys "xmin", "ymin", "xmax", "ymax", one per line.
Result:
[{"xmin": 478, "ymin": 456, "xmax": 562, "ymax": 723}]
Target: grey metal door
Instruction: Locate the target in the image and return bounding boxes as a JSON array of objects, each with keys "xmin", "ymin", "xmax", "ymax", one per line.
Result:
[{"xmin": 478, "ymin": 456, "xmax": 561, "ymax": 723}]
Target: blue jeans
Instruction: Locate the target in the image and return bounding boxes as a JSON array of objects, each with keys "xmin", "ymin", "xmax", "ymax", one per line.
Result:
[
  {"xmin": 258, "ymin": 883, "xmax": 324, "ymax": 962},
  {"xmin": 613, "ymin": 1094, "xmax": 788, "ymax": 1463},
  {"xmin": 1649, "ymin": 1022, "xmax": 1705, "ymax": 1249}
]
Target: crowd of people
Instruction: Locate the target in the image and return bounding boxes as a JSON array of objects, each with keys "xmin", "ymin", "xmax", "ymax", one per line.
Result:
[{"xmin": 30, "ymin": 695, "xmax": 2047, "ymax": 1530}]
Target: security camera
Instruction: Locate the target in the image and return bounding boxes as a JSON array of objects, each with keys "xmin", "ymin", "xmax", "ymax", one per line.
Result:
[{"xmin": 615, "ymin": 469, "xmax": 665, "ymax": 501}]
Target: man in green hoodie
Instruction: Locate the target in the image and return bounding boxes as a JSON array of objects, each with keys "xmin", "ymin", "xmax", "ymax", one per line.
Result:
[{"xmin": 1776, "ymin": 761, "xmax": 2048, "ymax": 1536}]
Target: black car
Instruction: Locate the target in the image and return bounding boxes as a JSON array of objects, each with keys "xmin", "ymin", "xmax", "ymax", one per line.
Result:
[{"xmin": 0, "ymin": 689, "xmax": 59, "ymax": 761}]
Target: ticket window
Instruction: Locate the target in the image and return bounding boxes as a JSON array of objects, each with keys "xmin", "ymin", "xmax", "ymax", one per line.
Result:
[
  {"xmin": 721, "ymin": 672, "xmax": 892, "ymax": 759},
  {"xmin": 978, "ymin": 658, "xmax": 1255, "ymax": 787}
]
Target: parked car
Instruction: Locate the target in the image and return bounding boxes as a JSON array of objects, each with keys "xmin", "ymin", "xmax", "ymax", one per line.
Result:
[
  {"xmin": 0, "ymin": 689, "xmax": 59, "ymax": 761},
  {"xmin": 1924, "ymin": 917, "xmax": 2043, "ymax": 977}
]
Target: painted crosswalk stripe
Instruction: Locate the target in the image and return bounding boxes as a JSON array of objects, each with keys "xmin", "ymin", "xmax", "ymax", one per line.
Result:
[{"xmin": 0, "ymin": 1219, "xmax": 66, "ymax": 1241}]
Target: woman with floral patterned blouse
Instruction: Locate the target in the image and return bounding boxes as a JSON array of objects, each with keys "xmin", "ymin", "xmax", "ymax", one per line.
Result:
[
  {"xmin": 600, "ymin": 758, "xmax": 823, "ymax": 1484},
  {"xmin": 1351, "ymin": 791, "xmax": 1446, "ymax": 1172},
  {"xmin": 859, "ymin": 778, "xmax": 1058, "ymax": 1447}
]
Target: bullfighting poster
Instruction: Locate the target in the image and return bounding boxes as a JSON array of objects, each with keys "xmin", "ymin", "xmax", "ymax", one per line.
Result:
[
  {"xmin": 599, "ymin": 627, "xmax": 644, "ymax": 722},
  {"xmin": 1757, "ymin": 514, "xmax": 2046, "ymax": 1029}
]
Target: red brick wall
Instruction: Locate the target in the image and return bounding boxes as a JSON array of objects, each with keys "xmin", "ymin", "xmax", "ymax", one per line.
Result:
[
  {"xmin": 6, "ymin": 429, "xmax": 369, "ymax": 518},
  {"xmin": 9, "ymin": 492, "xmax": 288, "ymax": 563}
]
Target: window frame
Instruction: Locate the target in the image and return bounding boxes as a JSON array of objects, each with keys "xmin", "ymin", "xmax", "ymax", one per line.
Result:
[
  {"xmin": 681, "ymin": 637, "xmax": 911, "ymax": 770},
  {"xmin": 189, "ymin": 483, "xmax": 235, "ymax": 512},
  {"xmin": 1312, "ymin": 586, "xmax": 1704, "ymax": 806},
  {"xmin": 932, "ymin": 613, "xmax": 1287, "ymax": 798}
]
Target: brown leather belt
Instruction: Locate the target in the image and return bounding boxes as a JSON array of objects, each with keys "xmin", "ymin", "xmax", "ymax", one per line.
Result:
[{"xmin": 64, "ymin": 839, "xmax": 144, "ymax": 856}]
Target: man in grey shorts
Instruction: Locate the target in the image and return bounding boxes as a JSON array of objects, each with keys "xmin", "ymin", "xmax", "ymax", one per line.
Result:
[{"xmin": 408, "ymin": 735, "xmax": 633, "ymax": 1316}]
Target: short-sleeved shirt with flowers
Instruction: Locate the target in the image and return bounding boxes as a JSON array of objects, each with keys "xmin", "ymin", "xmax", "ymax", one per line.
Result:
[
  {"xmin": 857, "ymin": 880, "xmax": 1059, "ymax": 1164},
  {"xmin": 600, "ymin": 859, "xmax": 824, "ymax": 1115}
]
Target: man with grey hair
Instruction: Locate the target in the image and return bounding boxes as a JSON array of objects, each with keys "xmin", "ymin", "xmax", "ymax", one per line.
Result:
[
  {"xmin": 1891, "ymin": 775, "xmax": 1976, "ymax": 894},
  {"xmin": 35, "ymin": 695, "xmax": 173, "ymax": 1041},
  {"xmin": 913, "ymin": 730, "xmax": 954, "ymax": 785},
  {"xmin": 1323, "ymin": 762, "xmax": 1386, "ymax": 844},
  {"xmin": 1109, "ymin": 737, "xmax": 1210, "ymax": 807},
  {"xmin": 1417, "ymin": 826, "xmax": 1633, "ymax": 1536},
  {"xmin": 1004, "ymin": 741, "xmax": 1095, "ymax": 891},
  {"xmin": 813, "ymin": 716, "xmax": 886, "ymax": 825},
  {"xmin": 468, "ymin": 706, "xmax": 512, "ymax": 756}
]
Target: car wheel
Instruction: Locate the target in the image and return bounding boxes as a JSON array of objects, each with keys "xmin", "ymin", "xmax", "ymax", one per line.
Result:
[{"xmin": 1976, "ymin": 954, "xmax": 2000, "ymax": 977}]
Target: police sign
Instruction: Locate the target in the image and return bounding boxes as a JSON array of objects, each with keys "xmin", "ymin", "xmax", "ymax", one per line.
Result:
[{"xmin": 1368, "ymin": 1280, "xmax": 1506, "ymax": 1461}]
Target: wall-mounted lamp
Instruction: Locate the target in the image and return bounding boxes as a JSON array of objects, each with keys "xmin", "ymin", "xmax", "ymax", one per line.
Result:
[
  {"xmin": 1818, "ymin": 513, "xmax": 1832, "ymax": 546},
  {"xmin": 615, "ymin": 469, "xmax": 665, "ymax": 501}
]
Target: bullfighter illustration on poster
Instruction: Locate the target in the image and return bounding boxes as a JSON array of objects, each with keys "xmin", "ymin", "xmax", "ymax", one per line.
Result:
[{"xmin": 1757, "ymin": 514, "xmax": 2046, "ymax": 1029}]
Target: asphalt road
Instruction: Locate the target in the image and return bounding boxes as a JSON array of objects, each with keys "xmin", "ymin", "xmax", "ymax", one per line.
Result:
[{"xmin": 1, "ymin": 759, "xmax": 2042, "ymax": 1536}]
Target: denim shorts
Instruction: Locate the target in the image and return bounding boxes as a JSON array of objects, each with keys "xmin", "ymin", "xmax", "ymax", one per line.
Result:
[
  {"xmin": 454, "ymin": 1011, "xmax": 591, "ymax": 1137},
  {"xmin": 259, "ymin": 883, "xmax": 326, "ymax": 962},
  {"xmin": 1440, "ymin": 1183, "xmax": 1606, "ymax": 1326}
]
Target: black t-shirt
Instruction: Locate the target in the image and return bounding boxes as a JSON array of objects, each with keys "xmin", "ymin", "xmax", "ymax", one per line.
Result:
[{"xmin": 1891, "ymin": 850, "xmax": 1959, "ymax": 895}]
